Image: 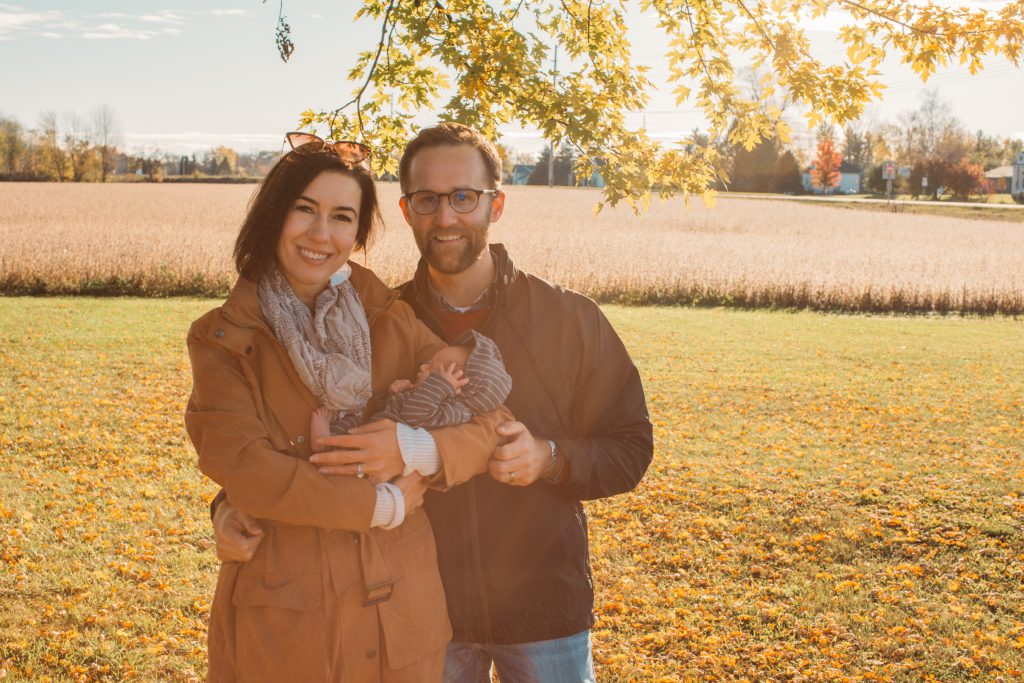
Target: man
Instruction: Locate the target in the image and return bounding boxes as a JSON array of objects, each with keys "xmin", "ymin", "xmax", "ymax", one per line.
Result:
[{"xmin": 214, "ymin": 123, "xmax": 653, "ymax": 682}]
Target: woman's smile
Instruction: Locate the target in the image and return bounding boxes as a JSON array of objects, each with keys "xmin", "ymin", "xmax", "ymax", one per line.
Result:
[{"xmin": 298, "ymin": 247, "xmax": 333, "ymax": 263}]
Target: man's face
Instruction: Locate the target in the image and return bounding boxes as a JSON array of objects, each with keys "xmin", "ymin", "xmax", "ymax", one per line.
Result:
[{"xmin": 400, "ymin": 144, "xmax": 505, "ymax": 275}]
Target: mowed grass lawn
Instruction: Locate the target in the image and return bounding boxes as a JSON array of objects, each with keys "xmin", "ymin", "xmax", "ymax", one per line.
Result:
[{"xmin": 1, "ymin": 299, "xmax": 1022, "ymax": 682}]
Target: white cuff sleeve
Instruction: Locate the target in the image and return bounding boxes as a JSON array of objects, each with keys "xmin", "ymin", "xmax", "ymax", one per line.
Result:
[
  {"xmin": 396, "ymin": 424, "xmax": 442, "ymax": 477},
  {"xmin": 370, "ymin": 482, "xmax": 405, "ymax": 530}
]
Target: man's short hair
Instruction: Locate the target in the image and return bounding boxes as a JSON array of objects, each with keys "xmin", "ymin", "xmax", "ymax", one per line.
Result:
[{"xmin": 399, "ymin": 122, "xmax": 502, "ymax": 193}]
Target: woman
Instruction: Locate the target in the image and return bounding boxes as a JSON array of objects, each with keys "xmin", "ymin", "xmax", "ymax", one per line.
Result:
[{"xmin": 184, "ymin": 134, "xmax": 511, "ymax": 682}]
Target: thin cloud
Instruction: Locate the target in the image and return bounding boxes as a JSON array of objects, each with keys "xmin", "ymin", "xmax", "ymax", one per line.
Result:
[
  {"xmin": 1, "ymin": 6, "xmax": 198, "ymax": 40},
  {"xmin": 211, "ymin": 9, "xmax": 247, "ymax": 17},
  {"xmin": 0, "ymin": 6, "xmax": 63, "ymax": 37},
  {"xmin": 83, "ymin": 23, "xmax": 160, "ymax": 40},
  {"xmin": 139, "ymin": 12, "xmax": 186, "ymax": 25}
]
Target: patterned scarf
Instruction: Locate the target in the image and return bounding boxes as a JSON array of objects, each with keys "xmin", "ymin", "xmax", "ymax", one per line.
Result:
[{"xmin": 257, "ymin": 264, "xmax": 372, "ymax": 428}]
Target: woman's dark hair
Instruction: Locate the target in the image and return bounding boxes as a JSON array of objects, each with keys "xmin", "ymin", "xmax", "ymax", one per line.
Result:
[{"xmin": 233, "ymin": 151, "xmax": 382, "ymax": 280}]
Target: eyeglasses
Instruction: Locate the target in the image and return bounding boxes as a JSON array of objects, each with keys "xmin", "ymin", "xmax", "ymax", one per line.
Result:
[
  {"xmin": 285, "ymin": 132, "xmax": 371, "ymax": 167},
  {"xmin": 405, "ymin": 189, "xmax": 500, "ymax": 215}
]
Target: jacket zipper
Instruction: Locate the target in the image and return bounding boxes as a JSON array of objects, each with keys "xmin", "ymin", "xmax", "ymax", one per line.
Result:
[
  {"xmin": 413, "ymin": 278, "xmax": 496, "ymax": 642},
  {"xmin": 465, "ymin": 479, "xmax": 493, "ymax": 642}
]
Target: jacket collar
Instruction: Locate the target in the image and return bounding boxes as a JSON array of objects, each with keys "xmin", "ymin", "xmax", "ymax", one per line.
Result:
[
  {"xmin": 220, "ymin": 276, "xmax": 265, "ymax": 330},
  {"xmin": 408, "ymin": 242, "xmax": 521, "ymax": 305},
  {"xmin": 489, "ymin": 243, "xmax": 520, "ymax": 290},
  {"xmin": 349, "ymin": 260, "xmax": 402, "ymax": 324},
  {"xmin": 220, "ymin": 261, "xmax": 400, "ymax": 330}
]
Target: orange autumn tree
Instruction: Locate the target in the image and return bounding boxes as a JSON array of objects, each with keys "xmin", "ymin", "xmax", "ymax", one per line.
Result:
[{"xmin": 812, "ymin": 135, "xmax": 842, "ymax": 193}]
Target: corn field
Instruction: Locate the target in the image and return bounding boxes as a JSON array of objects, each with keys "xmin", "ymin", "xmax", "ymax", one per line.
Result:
[{"xmin": 1, "ymin": 182, "xmax": 1022, "ymax": 313}]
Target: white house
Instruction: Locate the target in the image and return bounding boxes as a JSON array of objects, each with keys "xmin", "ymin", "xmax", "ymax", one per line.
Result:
[{"xmin": 802, "ymin": 161, "xmax": 863, "ymax": 195}]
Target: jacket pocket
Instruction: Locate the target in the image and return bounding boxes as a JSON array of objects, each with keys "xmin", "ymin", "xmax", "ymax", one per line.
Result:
[
  {"xmin": 232, "ymin": 571, "xmax": 322, "ymax": 612},
  {"xmin": 231, "ymin": 573, "xmax": 328, "ymax": 683},
  {"xmin": 378, "ymin": 518, "xmax": 452, "ymax": 670}
]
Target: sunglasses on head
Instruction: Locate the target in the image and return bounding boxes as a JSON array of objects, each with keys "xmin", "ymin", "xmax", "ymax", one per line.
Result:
[{"xmin": 285, "ymin": 132, "xmax": 371, "ymax": 168}]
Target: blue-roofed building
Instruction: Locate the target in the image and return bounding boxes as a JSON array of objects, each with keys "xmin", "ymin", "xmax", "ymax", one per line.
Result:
[{"xmin": 802, "ymin": 161, "xmax": 863, "ymax": 195}]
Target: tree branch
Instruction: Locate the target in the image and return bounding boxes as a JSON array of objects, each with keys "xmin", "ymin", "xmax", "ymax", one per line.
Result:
[
  {"xmin": 839, "ymin": 0, "xmax": 1001, "ymax": 38},
  {"xmin": 328, "ymin": 0, "xmax": 398, "ymax": 136}
]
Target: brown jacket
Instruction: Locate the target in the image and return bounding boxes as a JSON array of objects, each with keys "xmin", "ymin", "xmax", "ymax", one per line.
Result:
[
  {"xmin": 185, "ymin": 263, "xmax": 512, "ymax": 682},
  {"xmin": 400, "ymin": 244, "xmax": 653, "ymax": 643}
]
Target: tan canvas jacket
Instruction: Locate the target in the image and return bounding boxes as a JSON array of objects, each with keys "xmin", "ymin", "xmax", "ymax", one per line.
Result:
[{"xmin": 185, "ymin": 263, "xmax": 512, "ymax": 682}]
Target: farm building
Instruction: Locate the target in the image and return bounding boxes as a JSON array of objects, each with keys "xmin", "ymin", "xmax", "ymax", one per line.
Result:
[
  {"xmin": 1014, "ymin": 151, "xmax": 1024, "ymax": 202},
  {"xmin": 982, "ymin": 166, "xmax": 1013, "ymax": 194},
  {"xmin": 802, "ymin": 161, "xmax": 863, "ymax": 195},
  {"xmin": 506, "ymin": 163, "xmax": 606, "ymax": 187},
  {"xmin": 509, "ymin": 164, "xmax": 535, "ymax": 185}
]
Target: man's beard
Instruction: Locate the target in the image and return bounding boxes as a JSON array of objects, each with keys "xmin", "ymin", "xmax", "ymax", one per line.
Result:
[{"xmin": 417, "ymin": 216, "xmax": 490, "ymax": 275}]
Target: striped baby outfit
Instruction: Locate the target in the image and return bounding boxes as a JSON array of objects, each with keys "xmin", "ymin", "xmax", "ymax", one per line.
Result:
[{"xmin": 373, "ymin": 330, "xmax": 512, "ymax": 429}]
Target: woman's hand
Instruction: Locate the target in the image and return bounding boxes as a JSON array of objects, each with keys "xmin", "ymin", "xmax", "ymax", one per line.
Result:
[
  {"xmin": 393, "ymin": 472, "xmax": 429, "ymax": 516},
  {"xmin": 310, "ymin": 418, "xmax": 404, "ymax": 483},
  {"xmin": 213, "ymin": 500, "xmax": 265, "ymax": 562}
]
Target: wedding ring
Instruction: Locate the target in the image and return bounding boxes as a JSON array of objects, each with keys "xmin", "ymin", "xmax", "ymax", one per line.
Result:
[
  {"xmin": 508, "ymin": 471, "xmax": 517, "ymax": 483},
  {"xmin": 356, "ymin": 462, "xmax": 366, "ymax": 479}
]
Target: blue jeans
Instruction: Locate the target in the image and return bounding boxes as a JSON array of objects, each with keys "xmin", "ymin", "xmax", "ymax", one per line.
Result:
[{"xmin": 443, "ymin": 629, "xmax": 596, "ymax": 683}]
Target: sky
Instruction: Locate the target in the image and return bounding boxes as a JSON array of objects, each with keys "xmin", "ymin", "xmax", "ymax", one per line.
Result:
[{"xmin": 1, "ymin": 1, "xmax": 1021, "ymax": 158}]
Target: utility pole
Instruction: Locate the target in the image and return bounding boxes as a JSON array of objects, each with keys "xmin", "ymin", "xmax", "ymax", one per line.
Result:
[{"xmin": 547, "ymin": 44, "xmax": 558, "ymax": 188}]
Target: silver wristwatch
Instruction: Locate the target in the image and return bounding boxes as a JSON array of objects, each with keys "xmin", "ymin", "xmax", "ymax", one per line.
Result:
[{"xmin": 544, "ymin": 439, "xmax": 559, "ymax": 480}]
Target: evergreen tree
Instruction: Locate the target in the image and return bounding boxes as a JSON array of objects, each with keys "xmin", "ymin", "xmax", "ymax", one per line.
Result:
[
  {"xmin": 771, "ymin": 151, "xmax": 803, "ymax": 194},
  {"xmin": 527, "ymin": 142, "xmax": 576, "ymax": 186},
  {"xmin": 729, "ymin": 137, "xmax": 778, "ymax": 192},
  {"xmin": 842, "ymin": 123, "xmax": 872, "ymax": 169},
  {"xmin": 864, "ymin": 164, "xmax": 887, "ymax": 194}
]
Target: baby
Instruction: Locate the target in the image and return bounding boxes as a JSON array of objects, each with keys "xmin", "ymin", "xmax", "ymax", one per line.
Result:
[{"xmin": 310, "ymin": 330, "xmax": 512, "ymax": 449}]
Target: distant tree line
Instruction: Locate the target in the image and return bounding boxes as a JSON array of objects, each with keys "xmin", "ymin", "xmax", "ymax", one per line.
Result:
[
  {"xmin": 0, "ymin": 108, "xmax": 281, "ymax": 182},
  {"xmin": 678, "ymin": 91, "xmax": 1021, "ymax": 200},
  {"xmin": 852, "ymin": 92, "xmax": 1021, "ymax": 199},
  {"xmin": 505, "ymin": 92, "xmax": 1020, "ymax": 200}
]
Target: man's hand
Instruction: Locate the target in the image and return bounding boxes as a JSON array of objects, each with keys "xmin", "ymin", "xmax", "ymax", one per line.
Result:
[
  {"xmin": 213, "ymin": 499, "xmax": 265, "ymax": 563},
  {"xmin": 393, "ymin": 472, "xmax": 429, "ymax": 516},
  {"xmin": 311, "ymin": 418, "xmax": 404, "ymax": 483},
  {"xmin": 488, "ymin": 421, "xmax": 550, "ymax": 487}
]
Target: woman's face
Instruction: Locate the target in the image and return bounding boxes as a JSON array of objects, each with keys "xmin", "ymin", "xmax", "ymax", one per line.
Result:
[{"xmin": 276, "ymin": 170, "xmax": 361, "ymax": 306}]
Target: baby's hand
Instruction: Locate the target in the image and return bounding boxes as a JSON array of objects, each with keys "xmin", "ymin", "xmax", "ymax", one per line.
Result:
[
  {"xmin": 436, "ymin": 363, "xmax": 470, "ymax": 394},
  {"xmin": 389, "ymin": 378, "xmax": 414, "ymax": 395},
  {"xmin": 310, "ymin": 406, "xmax": 333, "ymax": 454}
]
